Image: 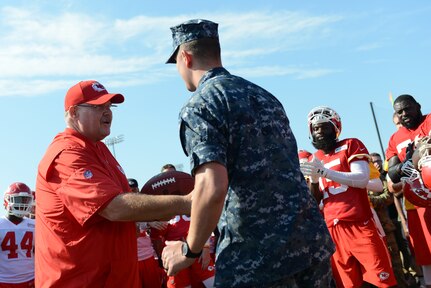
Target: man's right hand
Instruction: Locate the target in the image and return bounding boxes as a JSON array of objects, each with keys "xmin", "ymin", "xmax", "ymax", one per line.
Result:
[
  {"xmin": 162, "ymin": 240, "xmax": 195, "ymax": 276},
  {"xmin": 300, "ymin": 157, "xmax": 326, "ymax": 183}
]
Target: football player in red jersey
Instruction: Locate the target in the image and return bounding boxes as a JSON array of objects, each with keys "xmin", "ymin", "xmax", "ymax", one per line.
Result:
[
  {"xmin": 152, "ymin": 214, "xmax": 215, "ymax": 288},
  {"xmin": 301, "ymin": 106, "xmax": 396, "ymax": 288},
  {"xmin": 128, "ymin": 178, "xmax": 166, "ymax": 288},
  {"xmin": 386, "ymin": 94, "xmax": 431, "ymax": 287},
  {"xmin": 154, "ymin": 165, "xmax": 215, "ymax": 288},
  {"xmin": 0, "ymin": 182, "xmax": 35, "ymax": 288}
]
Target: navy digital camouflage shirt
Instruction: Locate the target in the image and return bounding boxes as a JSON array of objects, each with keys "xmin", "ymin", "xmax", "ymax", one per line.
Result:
[{"xmin": 179, "ymin": 67, "xmax": 334, "ymax": 287}]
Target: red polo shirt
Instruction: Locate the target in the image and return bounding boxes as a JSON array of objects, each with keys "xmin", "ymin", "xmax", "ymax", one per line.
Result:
[{"xmin": 35, "ymin": 128, "xmax": 139, "ymax": 288}]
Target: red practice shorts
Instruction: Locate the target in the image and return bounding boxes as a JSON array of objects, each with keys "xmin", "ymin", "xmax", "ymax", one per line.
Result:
[
  {"xmin": 407, "ymin": 208, "xmax": 431, "ymax": 265},
  {"xmin": 167, "ymin": 258, "xmax": 215, "ymax": 288},
  {"xmin": 329, "ymin": 219, "xmax": 397, "ymax": 288},
  {"xmin": 138, "ymin": 257, "xmax": 164, "ymax": 288},
  {"xmin": 0, "ymin": 280, "xmax": 35, "ymax": 288}
]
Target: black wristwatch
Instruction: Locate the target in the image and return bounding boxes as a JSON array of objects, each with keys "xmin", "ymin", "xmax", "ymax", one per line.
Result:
[{"xmin": 181, "ymin": 241, "xmax": 202, "ymax": 258}]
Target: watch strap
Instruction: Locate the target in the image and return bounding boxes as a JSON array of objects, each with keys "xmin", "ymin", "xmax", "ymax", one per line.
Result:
[{"xmin": 183, "ymin": 241, "xmax": 202, "ymax": 258}]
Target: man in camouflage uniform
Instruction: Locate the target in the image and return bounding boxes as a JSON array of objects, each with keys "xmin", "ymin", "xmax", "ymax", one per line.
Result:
[
  {"xmin": 161, "ymin": 19, "xmax": 335, "ymax": 287},
  {"xmin": 368, "ymin": 152, "xmax": 413, "ymax": 287}
]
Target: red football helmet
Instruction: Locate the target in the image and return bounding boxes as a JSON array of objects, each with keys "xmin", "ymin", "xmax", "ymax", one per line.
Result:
[
  {"xmin": 401, "ymin": 161, "xmax": 431, "ymax": 207},
  {"xmin": 307, "ymin": 106, "xmax": 342, "ymax": 139},
  {"xmin": 417, "ymin": 136, "xmax": 431, "ymax": 189},
  {"xmin": 298, "ymin": 149, "xmax": 312, "ymax": 164},
  {"xmin": 3, "ymin": 182, "xmax": 33, "ymax": 218}
]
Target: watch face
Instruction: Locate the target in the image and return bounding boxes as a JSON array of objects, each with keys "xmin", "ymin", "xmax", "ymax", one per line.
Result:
[
  {"xmin": 181, "ymin": 242, "xmax": 188, "ymax": 256},
  {"xmin": 182, "ymin": 241, "xmax": 202, "ymax": 258}
]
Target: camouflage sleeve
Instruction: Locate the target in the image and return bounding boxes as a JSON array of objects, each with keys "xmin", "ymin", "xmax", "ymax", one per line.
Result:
[
  {"xmin": 368, "ymin": 181, "xmax": 394, "ymax": 208},
  {"xmin": 179, "ymin": 89, "xmax": 229, "ymax": 175}
]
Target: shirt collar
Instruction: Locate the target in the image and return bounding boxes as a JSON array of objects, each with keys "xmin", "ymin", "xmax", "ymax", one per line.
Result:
[
  {"xmin": 64, "ymin": 128, "xmax": 99, "ymax": 148},
  {"xmin": 198, "ymin": 67, "xmax": 230, "ymax": 88}
]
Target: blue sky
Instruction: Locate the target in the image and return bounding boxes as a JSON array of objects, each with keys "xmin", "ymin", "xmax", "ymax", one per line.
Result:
[{"xmin": 1, "ymin": 1, "xmax": 430, "ymax": 215}]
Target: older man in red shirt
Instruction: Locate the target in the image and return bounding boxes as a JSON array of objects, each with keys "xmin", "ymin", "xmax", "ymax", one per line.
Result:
[{"xmin": 36, "ymin": 80, "xmax": 191, "ymax": 288}]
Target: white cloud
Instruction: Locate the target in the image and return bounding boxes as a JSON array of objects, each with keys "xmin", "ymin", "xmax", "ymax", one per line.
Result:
[
  {"xmin": 0, "ymin": 79, "xmax": 71, "ymax": 97},
  {"xmin": 233, "ymin": 66, "xmax": 340, "ymax": 79},
  {"xmin": 1, "ymin": 7, "xmax": 108, "ymax": 53},
  {"xmin": 0, "ymin": 6, "xmax": 342, "ymax": 97},
  {"xmin": 218, "ymin": 11, "xmax": 341, "ymax": 42},
  {"xmin": 2, "ymin": 54, "xmax": 159, "ymax": 77}
]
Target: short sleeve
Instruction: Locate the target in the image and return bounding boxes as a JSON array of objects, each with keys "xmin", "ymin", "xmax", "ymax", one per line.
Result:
[
  {"xmin": 347, "ymin": 138, "xmax": 370, "ymax": 163},
  {"xmin": 386, "ymin": 133, "xmax": 398, "ymax": 161},
  {"xmin": 180, "ymin": 97, "xmax": 228, "ymax": 175}
]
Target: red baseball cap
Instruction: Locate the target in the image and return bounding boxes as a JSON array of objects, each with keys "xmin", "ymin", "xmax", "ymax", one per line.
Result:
[{"xmin": 64, "ymin": 80, "xmax": 124, "ymax": 111}]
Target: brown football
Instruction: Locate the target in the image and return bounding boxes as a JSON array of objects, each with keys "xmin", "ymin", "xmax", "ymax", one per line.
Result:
[{"xmin": 140, "ymin": 171, "xmax": 194, "ymax": 196}]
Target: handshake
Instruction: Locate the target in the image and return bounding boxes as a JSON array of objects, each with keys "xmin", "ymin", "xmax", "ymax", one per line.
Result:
[{"xmin": 300, "ymin": 157, "xmax": 328, "ymax": 184}]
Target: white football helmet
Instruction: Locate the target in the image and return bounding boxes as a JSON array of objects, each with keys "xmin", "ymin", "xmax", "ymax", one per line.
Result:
[
  {"xmin": 3, "ymin": 182, "xmax": 33, "ymax": 218},
  {"xmin": 307, "ymin": 106, "xmax": 342, "ymax": 139}
]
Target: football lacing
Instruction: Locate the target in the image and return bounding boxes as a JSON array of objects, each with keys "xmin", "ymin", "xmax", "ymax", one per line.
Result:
[{"xmin": 151, "ymin": 177, "xmax": 176, "ymax": 190}]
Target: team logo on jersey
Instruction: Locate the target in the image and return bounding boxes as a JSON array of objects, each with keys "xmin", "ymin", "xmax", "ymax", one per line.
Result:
[
  {"xmin": 117, "ymin": 165, "xmax": 125, "ymax": 175},
  {"xmin": 378, "ymin": 271, "xmax": 390, "ymax": 281},
  {"xmin": 84, "ymin": 170, "xmax": 93, "ymax": 179}
]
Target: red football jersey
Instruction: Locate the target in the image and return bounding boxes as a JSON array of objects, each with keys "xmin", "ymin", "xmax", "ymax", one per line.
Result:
[
  {"xmin": 151, "ymin": 215, "xmax": 190, "ymax": 241},
  {"xmin": 314, "ymin": 138, "xmax": 372, "ymax": 227},
  {"xmin": 385, "ymin": 114, "xmax": 431, "ymax": 266},
  {"xmin": 386, "ymin": 114, "xmax": 431, "ymax": 162}
]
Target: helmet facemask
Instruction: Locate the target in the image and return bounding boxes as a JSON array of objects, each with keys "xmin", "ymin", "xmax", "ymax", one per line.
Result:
[
  {"xmin": 308, "ymin": 106, "xmax": 341, "ymax": 152},
  {"xmin": 4, "ymin": 182, "xmax": 33, "ymax": 218},
  {"xmin": 5, "ymin": 192, "xmax": 33, "ymax": 218},
  {"xmin": 401, "ymin": 161, "xmax": 431, "ymax": 207},
  {"xmin": 418, "ymin": 139, "xmax": 431, "ymax": 189}
]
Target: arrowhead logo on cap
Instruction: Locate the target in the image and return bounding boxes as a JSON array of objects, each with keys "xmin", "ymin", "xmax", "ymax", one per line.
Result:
[
  {"xmin": 84, "ymin": 170, "xmax": 93, "ymax": 179},
  {"xmin": 92, "ymin": 82, "xmax": 106, "ymax": 92}
]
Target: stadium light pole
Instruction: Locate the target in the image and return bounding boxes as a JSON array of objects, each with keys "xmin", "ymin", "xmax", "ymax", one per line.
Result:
[
  {"xmin": 369, "ymin": 102, "xmax": 385, "ymax": 157},
  {"xmin": 104, "ymin": 134, "xmax": 124, "ymax": 158}
]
